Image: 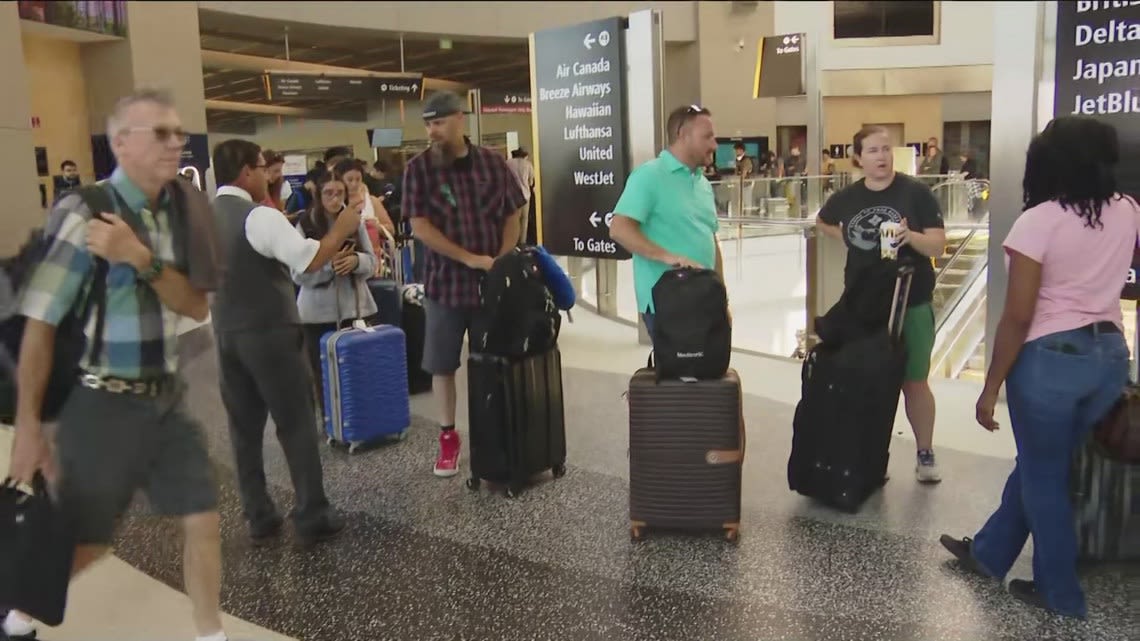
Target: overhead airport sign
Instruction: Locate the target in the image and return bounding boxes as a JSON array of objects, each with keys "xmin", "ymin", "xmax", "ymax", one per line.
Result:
[
  {"xmin": 753, "ymin": 33, "xmax": 805, "ymax": 98},
  {"xmin": 1054, "ymin": 2, "xmax": 1140, "ymax": 298},
  {"xmin": 264, "ymin": 71, "xmax": 425, "ymax": 101},
  {"xmin": 481, "ymin": 91, "xmax": 532, "ymax": 114},
  {"xmin": 531, "ymin": 16, "xmax": 631, "ymax": 260}
]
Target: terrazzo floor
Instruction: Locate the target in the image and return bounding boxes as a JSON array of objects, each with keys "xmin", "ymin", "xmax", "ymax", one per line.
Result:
[{"xmin": 103, "ymin": 327, "xmax": 1138, "ymax": 641}]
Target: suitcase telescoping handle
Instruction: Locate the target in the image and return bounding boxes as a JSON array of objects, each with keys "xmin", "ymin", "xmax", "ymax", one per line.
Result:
[{"xmin": 888, "ymin": 265, "xmax": 915, "ymax": 342}]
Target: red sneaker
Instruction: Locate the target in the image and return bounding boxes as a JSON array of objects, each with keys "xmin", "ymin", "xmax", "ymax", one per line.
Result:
[{"xmin": 434, "ymin": 430, "xmax": 461, "ymax": 477}]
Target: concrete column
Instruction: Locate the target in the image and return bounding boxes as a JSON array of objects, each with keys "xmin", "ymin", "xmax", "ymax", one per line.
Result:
[
  {"xmin": 0, "ymin": 3, "xmax": 43, "ymax": 254},
  {"xmin": 81, "ymin": 1, "xmax": 206, "ymax": 137},
  {"xmin": 985, "ymin": 1, "xmax": 1046, "ymax": 360}
]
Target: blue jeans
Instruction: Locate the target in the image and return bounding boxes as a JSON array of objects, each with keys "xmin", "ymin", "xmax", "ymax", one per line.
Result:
[{"xmin": 971, "ymin": 325, "xmax": 1128, "ymax": 618}]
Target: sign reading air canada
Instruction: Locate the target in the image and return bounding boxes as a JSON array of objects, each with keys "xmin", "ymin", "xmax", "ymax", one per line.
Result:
[
  {"xmin": 531, "ymin": 16, "xmax": 631, "ymax": 259},
  {"xmin": 481, "ymin": 91, "xmax": 532, "ymax": 114},
  {"xmin": 265, "ymin": 71, "xmax": 425, "ymax": 101},
  {"xmin": 753, "ymin": 33, "xmax": 806, "ymax": 98},
  {"xmin": 1054, "ymin": 1, "xmax": 1140, "ymax": 299}
]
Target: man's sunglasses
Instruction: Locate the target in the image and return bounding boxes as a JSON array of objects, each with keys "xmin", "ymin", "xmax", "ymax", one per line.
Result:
[
  {"xmin": 685, "ymin": 104, "xmax": 710, "ymax": 115},
  {"xmin": 125, "ymin": 126, "xmax": 189, "ymax": 144}
]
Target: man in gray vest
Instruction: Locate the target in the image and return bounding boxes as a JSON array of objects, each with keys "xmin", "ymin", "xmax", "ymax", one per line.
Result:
[{"xmin": 210, "ymin": 139, "xmax": 357, "ymax": 547}]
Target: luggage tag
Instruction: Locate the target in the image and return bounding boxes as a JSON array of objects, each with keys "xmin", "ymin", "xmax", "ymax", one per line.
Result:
[{"xmin": 354, "ymin": 319, "xmax": 372, "ymax": 331}]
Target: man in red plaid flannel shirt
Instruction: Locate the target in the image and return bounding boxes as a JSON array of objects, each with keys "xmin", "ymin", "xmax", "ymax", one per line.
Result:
[{"xmin": 402, "ymin": 91, "xmax": 526, "ymax": 477}]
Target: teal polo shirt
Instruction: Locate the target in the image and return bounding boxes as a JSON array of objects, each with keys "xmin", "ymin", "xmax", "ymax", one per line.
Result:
[{"xmin": 613, "ymin": 150, "xmax": 719, "ymax": 314}]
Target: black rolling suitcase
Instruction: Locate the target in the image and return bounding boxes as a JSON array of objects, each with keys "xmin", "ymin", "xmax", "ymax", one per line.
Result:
[
  {"xmin": 465, "ymin": 347, "xmax": 567, "ymax": 498},
  {"xmin": 788, "ymin": 264, "xmax": 913, "ymax": 513},
  {"xmin": 401, "ymin": 288, "xmax": 432, "ymax": 395}
]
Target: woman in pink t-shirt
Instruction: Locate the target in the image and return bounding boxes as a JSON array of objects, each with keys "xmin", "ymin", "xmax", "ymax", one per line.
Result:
[{"xmin": 940, "ymin": 116, "xmax": 1139, "ymax": 619}]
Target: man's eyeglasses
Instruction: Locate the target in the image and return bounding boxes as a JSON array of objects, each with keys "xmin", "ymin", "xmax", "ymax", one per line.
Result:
[{"xmin": 126, "ymin": 126, "xmax": 189, "ymax": 145}]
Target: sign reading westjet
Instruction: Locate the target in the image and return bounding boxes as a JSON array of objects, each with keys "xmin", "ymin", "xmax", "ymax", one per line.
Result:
[
  {"xmin": 1055, "ymin": 1, "xmax": 1140, "ymax": 298},
  {"xmin": 530, "ymin": 16, "xmax": 631, "ymax": 259}
]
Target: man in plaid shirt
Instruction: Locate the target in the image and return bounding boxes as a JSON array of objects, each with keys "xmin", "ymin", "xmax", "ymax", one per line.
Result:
[
  {"xmin": 4, "ymin": 90, "xmax": 231, "ymax": 641},
  {"xmin": 403, "ymin": 91, "xmax": 525, "ymax": 477}
]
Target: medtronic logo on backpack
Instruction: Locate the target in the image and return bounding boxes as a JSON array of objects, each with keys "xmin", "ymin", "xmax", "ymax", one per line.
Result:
[{"xmin": 676, "ymin": 351, "xmax": 706, "ymax": 359}]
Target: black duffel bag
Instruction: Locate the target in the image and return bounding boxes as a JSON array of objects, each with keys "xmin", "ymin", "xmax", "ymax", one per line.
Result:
[{"xmin": 650, "ymin": 267, "xmax": 731, "ymax": 381}]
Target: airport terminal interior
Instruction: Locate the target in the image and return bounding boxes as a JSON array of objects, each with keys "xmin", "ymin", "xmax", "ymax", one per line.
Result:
[{"xmin": 0, "ymin": 1, "xmax": 1137, "ymax": 640}]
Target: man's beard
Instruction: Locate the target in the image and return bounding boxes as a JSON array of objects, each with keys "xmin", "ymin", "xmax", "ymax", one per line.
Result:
[{"xmin": 429, "ymin": 138, "xmax": 462, "ymax": 166}]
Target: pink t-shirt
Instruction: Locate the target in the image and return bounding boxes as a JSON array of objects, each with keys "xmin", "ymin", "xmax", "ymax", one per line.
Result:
[{"xmin": 1003, "ymin": 195, "xmax": 1140, "ymax": 343}]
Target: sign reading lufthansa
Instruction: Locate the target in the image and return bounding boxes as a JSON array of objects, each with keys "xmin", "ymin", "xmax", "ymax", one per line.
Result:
[
  {"xmin": 1054, "ymin": 1, "xmax": 1140, "ymax": 298},
  {"xmin": 753, "ymin": 33, "xmax": 806, "ymax": 99},
  {"xmin": 265, "ymin": 72, "xmax": 425, "ymax": 101},
  {"xmin": 531, "ymin": 16, "xmax": 631, "ymax": 260}
]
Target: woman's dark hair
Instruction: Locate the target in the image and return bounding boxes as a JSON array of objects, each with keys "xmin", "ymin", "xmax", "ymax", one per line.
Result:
[
  {"xmin": 851, "ymin": 125, "xmax": 887, "ymax": 169},
  {"xmin": 1022, "ymin": 116, "xmax": 1128, "ymax": 229},
  {"xmin": 299, "ymin": 172, "xmax": 347, "ymax": 241}
]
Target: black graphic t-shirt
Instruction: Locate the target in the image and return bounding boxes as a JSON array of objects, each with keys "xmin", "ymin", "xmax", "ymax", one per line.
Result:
[{"xmin": 818, "ymin": 173, "xmax": 945, "ymax": 307}]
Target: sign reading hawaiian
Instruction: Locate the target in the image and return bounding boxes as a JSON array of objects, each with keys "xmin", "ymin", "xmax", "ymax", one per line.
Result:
[{"xmin": 531, "ymin": 17, "xmax": 631, "ymax": 259}]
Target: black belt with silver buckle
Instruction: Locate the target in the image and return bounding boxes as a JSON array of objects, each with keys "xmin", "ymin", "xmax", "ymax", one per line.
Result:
[
  {"xmin": 1083, "ymin": 321, "xmax": 1121, "ymax": 334},
  {"xmin": 79, "ymin": 372, "xmax": 168, "ymax": 396}
]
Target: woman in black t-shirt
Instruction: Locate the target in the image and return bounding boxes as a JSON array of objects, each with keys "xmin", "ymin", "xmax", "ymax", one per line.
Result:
[{"xmin": 815, "ymin": 125, "xmax": 947, "ymax": 484}]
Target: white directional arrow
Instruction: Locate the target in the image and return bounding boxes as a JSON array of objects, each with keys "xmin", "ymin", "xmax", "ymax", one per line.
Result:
[
  {"xmin": 588, "ymin": 211, "xmax": 602, "ymax": 228},
  {"xmin": 411, "ymin": 83, "xmax": 418, "ymax": 91},
  {"xmin": 583, "ymin": 33, "xmax": 596, "ymax": 49},
  {"xmin": 791, "ymin": 34, "xmax": 801, "ymax": 44}
]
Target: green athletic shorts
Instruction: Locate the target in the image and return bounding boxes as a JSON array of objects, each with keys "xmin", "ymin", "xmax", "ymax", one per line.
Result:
[{"xmin": 902, "ymin": 302, "xmax": 935, "ymax": 382}]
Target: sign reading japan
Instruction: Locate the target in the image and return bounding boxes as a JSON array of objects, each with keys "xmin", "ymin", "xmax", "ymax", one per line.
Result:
[
  {"xmin": 265, "ymin": 72, "xmax": 424, "ymax": 101},
  {"xmin": 1054, "ymin": 1, "xmax": 1140, "ymax": 298},
  {"xmin": 532, "ymin": 16, "xmax": 631, "ymax": 259}
]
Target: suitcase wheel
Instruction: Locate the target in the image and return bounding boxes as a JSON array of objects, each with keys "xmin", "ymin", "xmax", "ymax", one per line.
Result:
[
  {"xmin": 551, "ymin": 463, "xmax": 567, "ymax": 479},
  {"xmin": 504, "ymin": 485, "xmax": 521, "ymax": 499},
  {"xmin": 724, "ymin": 526, "xmax": 740, "ymax": 543},
  {"xmin": 630, "ymin": 525, "xmax": 645, "ymax": 543},
  {"xmin": 326, "ymin": 436, "xmax": 335, "ymax": 447},
  {"xmin": 465, "ymin": 477, "xmax": 481, "ymax": 491},
  {"xmin": 348, "ymin": 442, "xmax": 363, "ymax": 454}
]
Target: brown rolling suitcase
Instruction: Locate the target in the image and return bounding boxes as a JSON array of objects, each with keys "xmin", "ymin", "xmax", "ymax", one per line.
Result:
[{"xmin": 627, "ymin": 367, "xmax": 745, "ymax": 542}]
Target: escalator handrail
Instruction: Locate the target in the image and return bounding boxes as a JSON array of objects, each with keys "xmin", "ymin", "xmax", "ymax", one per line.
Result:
[
  {"xmin": 935, "ymin": 247, "xmax": 989, "ymax": 333},
  {"xmin": 935, "ymin": 228, "xmax": 979, "ymax": 284}
]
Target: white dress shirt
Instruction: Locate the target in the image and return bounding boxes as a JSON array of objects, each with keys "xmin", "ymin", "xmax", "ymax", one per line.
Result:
[{"xmin": 216, "ymin": 185, "xmax": 319, "ymax": 274}]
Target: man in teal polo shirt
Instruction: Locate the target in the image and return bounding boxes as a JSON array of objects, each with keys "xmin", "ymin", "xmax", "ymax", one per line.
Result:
[{"xmin": 610, "ymin": 105, "xmax": 724, "ymax": 337}]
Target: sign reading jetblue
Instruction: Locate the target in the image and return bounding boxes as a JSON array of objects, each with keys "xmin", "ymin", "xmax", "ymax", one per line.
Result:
[
  {"xmin": 1054, "ymin": 2, "xmax": 1140, "ymax": 298},
  {"xmin": 265, "ymin": 72, "xmax": 424, "ymax": 101},
  {"xmin": 753, "ymin": 33, "xmax": 805, "ymax": 98},
  {"xmin": 531, "ymin": 16, "xmax": 631, "ymax": 259},
  {"xmin": 481, "ymin": 91, "xmax": 532, "ymax": 114}
]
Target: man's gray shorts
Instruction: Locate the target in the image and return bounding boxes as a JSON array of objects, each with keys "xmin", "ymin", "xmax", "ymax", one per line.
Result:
[
  {"xmin": 54, "ymin": 382, "xmax": 218, "ymax": 545},
  {"xmin": 422, "ymin": 298, "xmax": 476, "ymax": 375}
]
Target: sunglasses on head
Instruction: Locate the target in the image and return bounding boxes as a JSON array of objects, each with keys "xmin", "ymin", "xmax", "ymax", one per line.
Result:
[{"xmin": 685, "ymin": 104, "xmax": 710, "ymax": 115}]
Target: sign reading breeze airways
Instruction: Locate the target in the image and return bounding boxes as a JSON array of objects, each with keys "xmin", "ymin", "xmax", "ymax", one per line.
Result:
[{"xmin": 531, "ymin": 16, "xmax": 631, "ymax": 260}]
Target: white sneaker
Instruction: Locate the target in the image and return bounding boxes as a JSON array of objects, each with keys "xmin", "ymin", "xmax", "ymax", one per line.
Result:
[{"xmin": 916, "ymin": 449, "xmax": 942, "ymax": 483}]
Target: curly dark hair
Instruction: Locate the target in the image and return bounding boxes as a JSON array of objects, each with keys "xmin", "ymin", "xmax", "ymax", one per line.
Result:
[{"xmin": 1022, "ymin": 116, "xmax": 1131, "ymax": 229}]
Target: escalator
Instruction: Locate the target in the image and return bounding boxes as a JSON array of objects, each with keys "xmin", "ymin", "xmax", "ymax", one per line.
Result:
[{"xmin": 930, "ymin": 227, "xmax": 989, "ymax": 380}]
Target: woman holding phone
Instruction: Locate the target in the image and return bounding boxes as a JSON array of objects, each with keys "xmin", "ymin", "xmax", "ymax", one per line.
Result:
[
  {"xmin": 294, "ymin": 172, "xmax": 380, "ymax": 417},
  {"xmin": 334, "ymin": 158, "xmax": 395, "ymax": 269}
]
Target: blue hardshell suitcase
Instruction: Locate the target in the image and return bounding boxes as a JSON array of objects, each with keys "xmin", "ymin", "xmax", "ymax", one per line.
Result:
[{"xmin": 320, "ymin": 324, "xmax": 411, "ymax": 453}]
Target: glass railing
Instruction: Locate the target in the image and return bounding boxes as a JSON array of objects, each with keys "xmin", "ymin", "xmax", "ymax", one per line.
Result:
[{"xmin": 564, "ymin": 173, "xmax": 994, "ymax": 367}]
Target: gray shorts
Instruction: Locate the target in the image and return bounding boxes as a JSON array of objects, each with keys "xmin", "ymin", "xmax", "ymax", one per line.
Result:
[
  {"xmin": 54, "ymin": 382, "xmax": 218, "ymax": 545},
  {"xmin": 422, "ymin": 298, "xmax": 476, "ymax": 375}
]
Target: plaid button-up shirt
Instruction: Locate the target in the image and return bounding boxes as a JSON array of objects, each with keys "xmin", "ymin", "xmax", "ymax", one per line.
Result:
[
  {"xmin": 402, "ymin": 140, "xmax": 527, "ymax": 308},
  {"xmin": 18, "ymin": 168, "xmax": 186, "ymax": 380}
]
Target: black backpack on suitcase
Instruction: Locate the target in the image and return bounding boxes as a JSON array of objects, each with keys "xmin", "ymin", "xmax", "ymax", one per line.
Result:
[
  {"xmin": 650, "ymin": 267, "xmax": 731, "ymax": 381},
  {"xmin": 788, "ymin": 263, "xmax": 913, "ymax": 513},
  {"xmin": 471, "ymin": 247, "xmax": 560, "ymax": 358}
]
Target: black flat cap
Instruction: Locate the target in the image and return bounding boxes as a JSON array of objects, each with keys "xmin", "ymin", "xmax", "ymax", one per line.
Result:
[{"xmin": 422, "ymin": 91, "xmax": 467, "ymax": 120}]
